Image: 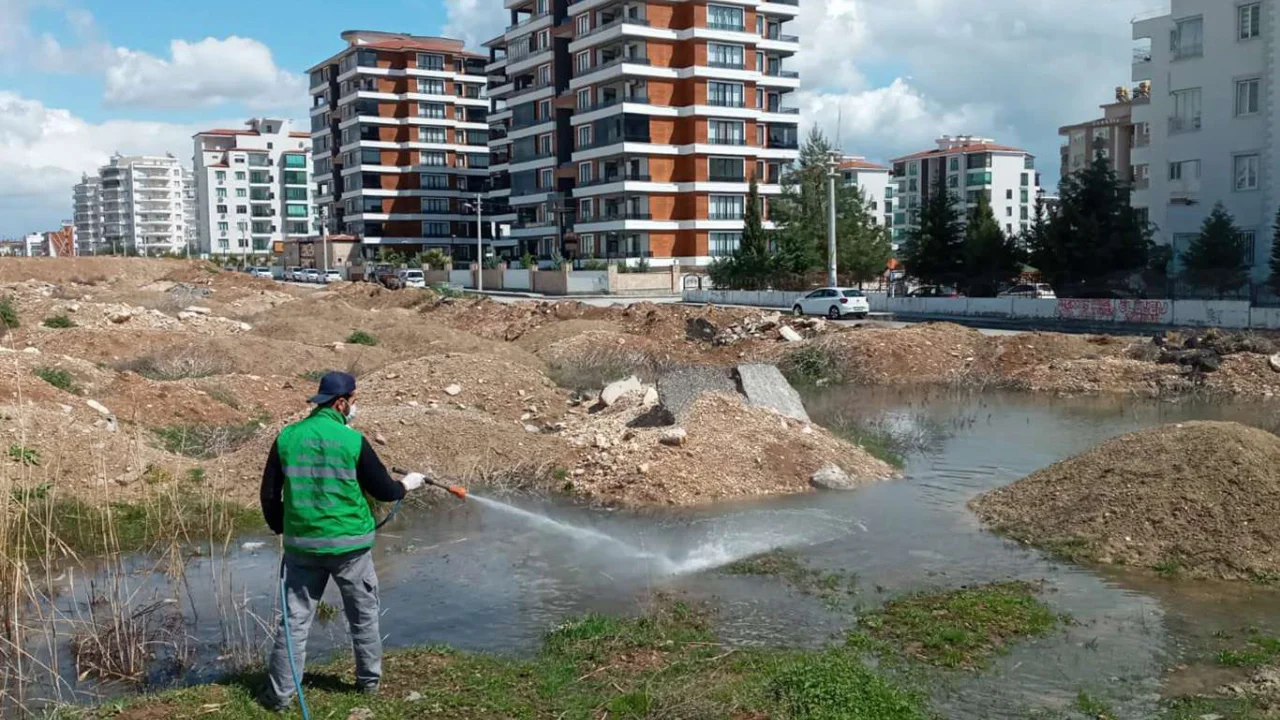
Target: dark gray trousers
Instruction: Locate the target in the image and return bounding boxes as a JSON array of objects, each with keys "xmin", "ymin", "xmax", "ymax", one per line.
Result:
[{"xmin": 266, "ymin": 548, "xmax": 382, "ymax": 706}]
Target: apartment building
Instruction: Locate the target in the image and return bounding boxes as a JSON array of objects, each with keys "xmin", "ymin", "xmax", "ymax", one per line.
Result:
[
  {"xmin": 889, "ymin": 136, "xmax": 1040, "ymax": 244},
  {"xmin": 1059, "ymin": 86, "xmax": 1146, "ymax": 183},
  {"xmin": 73, "ymin": 174, "xmax": 102, "ymax": 254},
  {"xmin": 193, "ymin": 118, "xmax": 312, "ymax": 257},
  {"xmin": 308, "ymin": 31, "xmax": 492, "ymax": 258},
  {"xmin": 97, "ymin": 154, "xmax": 189, "ymax": 256},
  {"xmin": 1131, "ymin": 0, "xmax": 1274, "ymax": 276},
  {"xmin": 839, "ymin": 156, "xmax": 891, "ymax": 228},
  {"xmin": 484, "ymin": 0, "xmax": 802, "ymax": 265}
]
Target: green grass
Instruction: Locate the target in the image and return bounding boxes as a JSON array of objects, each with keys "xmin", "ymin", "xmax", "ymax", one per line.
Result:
[
  {"xmin": 345, "ymin": 330, "xmax": 379, "ymax": 346},
  {"xmin": 1153, "ymin": 555, "xmax": 1183, "ymax": 578},
  {"xmin": 1216, "ymin": 635, "xmax": 1280, "ymax": 667},
  {"xmin": 1159, "ymin": 696, "xmax": 1267, "ymax": 720},
  {"xmin": 0, "ymin": 295, "xmax": 18, "ymax": 329},
  {"xmin": 186, "ymin": 467, "xmax": 207, "ymax": 484},
  {"xmin": 829, "ymin": 419, "xmax": 906, "ymax": 469},
  {"xmin": 42, "ymin": 313, "xmax": 75, "ymax": 329},
  {"xmin": 152, "ymin": 415, "xmax": 267, "ymax": 460},
  {"xmin": 33, "ymin": 366, "xmax": 78, "ymax": 393},
  {"xmin": 315, "ymin": 601, "xmax": 340, "ymax": 623},
  {"xmin": 781, "ymin": 343, "xmax": 845, "ymax": 386},
  {"xmin": 299, "ymin": 369, "xmax": 331, "ymax": 382},
  {"xmin": 65, "ymin": 601, "xmax": 932, "ymax": 720},
  {"xmin": 856, "ymin": 582, "xmax": 1060, "ymax": 669},
  {"xmin": 6, "ymin": 494, "xmax": 263, "ymax": 557},
  {"xmin": 205, "ymin": 385, "xmax": 241, "ymax": 409},
  {"xmin": 7, "ymin": 444, "xmax": 41, "ymax": 466},
  {"xmin": 1076, "ymin": 690, "xmax": 1117, "ymax": 719}
]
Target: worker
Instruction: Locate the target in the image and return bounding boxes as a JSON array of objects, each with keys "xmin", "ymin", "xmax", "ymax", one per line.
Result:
[{"xmin": 259, "ymin": 370, "xmax": 425, "ymax": 711}]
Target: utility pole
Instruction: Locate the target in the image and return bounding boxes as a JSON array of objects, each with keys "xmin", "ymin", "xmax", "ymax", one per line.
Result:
[
  {"xmin": 319, "ymin": 205, "xmax": 330, "ymax": 272},
  {"xmin": 475, "ymin": 192, "xmax": 484, "ymax": 292},
  {"xmin": 826, "ymin": 151, "xmax": 840, "ymax": 287}
]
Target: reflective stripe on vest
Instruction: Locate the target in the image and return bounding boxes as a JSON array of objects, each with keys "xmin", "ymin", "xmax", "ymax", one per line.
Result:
[
  {"xmin": 283, "ymin": 465, "xmax": 358, "ymax": 480},
  {"xmin": 284, "ymin": 532, "xmax": 376, "ymax": 550}
]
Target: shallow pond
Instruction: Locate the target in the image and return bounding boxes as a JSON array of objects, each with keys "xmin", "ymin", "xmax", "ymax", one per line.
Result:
[{"xmin": 26, "ymin": 388, "xmax": 1280, "ymax": 717}]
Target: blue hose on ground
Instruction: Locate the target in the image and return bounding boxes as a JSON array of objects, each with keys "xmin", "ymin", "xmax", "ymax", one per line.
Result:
[{"xmin": 278, "ymin": 499, "xmax": 402, "ymax": 720}]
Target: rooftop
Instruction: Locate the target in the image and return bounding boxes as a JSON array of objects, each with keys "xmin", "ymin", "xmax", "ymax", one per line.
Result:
[
  {"xmin": 893, "ymin": 140, "xmax": 1030, "ymax": 163},
  {"xmin": 839, "ymin": 156, "xmax": 888, "ymax": 171}
]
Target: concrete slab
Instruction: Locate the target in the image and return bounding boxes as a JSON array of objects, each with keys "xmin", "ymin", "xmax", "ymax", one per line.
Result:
[
  {"xmin": 656, "ymin": 367, "xmax": 737, "ymax": 421},
  {"xmin": 735, "ymin": 364, "xmax": 810, "ymax": 422}
]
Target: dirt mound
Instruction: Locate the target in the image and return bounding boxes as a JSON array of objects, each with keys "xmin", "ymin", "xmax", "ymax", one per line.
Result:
[
  {"xmin": 513, "ymin": 320, "xmax": 624, "ymax": 354},
  {"xmin": 971, "ymin": 421, "xmax": 1280, "ymax": 581},
  {"xmin": 778, "ymin": 323, "xmax": 989, "ymax": 386},
  {"xmin": 561, "ymin": 393, "xmax": 895, "ymax": 506},
  {"xmin": 358, "ymin": 353, "xmax": 568, "ymax": 424}
]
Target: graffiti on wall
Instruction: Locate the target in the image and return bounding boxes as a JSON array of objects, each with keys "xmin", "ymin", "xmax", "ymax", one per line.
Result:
[
  {"xmin": 1116, "ymin": 299, "xmax": 1171, "ymax": 324},
  {"xmin": 1055, "ymin": 298, "xmax": 1115, "ymax": 321},
  {"xmin": 1056, "ymin": 298, "xmax": 1172, "ymax": 323}
]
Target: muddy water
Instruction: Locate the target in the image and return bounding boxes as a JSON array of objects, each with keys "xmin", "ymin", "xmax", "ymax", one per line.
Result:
[{"xmin": 34, "ymin": 389, "xmax": 1280, "ymax": 716}]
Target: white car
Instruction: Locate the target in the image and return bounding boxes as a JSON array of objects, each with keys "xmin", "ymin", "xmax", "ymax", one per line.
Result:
[
  {"xmin": 251, "ymin": 266, "xmax": 273, "ymax": 279},
  {"xmin": 302, "ymin": 269, "xmax": 321, "ymax": 283},
  {"xmin": 792, "ymin": 288, "xmax": 871, "ymax": 320},
  {"xmin": 997, "ymin": 283, "xmax": 1056, "ymax": 299},
  {"xmin": 285, "ymin": 266, "xmax": 302, "ymax": 281},
  {"xmin": 322, "ymin": 269, "xmax": 342, "ymax": 284},
  {"xmin": 398, "ymin": 269, "xmax": 427, "ymax": 289}
]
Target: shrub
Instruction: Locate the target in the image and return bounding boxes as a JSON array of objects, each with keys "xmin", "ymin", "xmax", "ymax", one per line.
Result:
[
  {"xmin": 141, "ymin": 464, "xmax": 172, "ymax": 485},
  {"xmin": 42, "ymin": 314, "xmax": 75, "ymax": 329},
  {"xmin": 34, "ymin": 367, "xmax": 77, "ymax": 393},
  {"xmin": 153, "ymin": 418, "xmax": 266, "ymax": 460},
  {"xmin": 0, "ymin": 296, "xmax": 18, "ymax": 329},
  {"xmin": 346, "ymin": 330, "xmax": 379, "ymax": 346},
  {"xmin": 7, "ymin": 445, "xmax": 41, "ymax": 466},
  {"xmin": 115, "ymin": 348, "xmax": 232, "ymax": 381},
  {"xmin": 186, "ymin": 467, "xmax": 206, "ymax": 484}
]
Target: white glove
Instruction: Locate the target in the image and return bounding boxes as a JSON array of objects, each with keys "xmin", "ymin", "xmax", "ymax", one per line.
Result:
[{"xmin": 400, "ymin": 472, "xmax": 426, "ymax": 491}]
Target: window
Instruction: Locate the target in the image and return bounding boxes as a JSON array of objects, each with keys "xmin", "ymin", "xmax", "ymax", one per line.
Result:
[
  {"xmin": 423, "ymin": 222, "xmax": 450, "ymax": 237},
  {"xmin": 421, "ymin": 173, "xmax": 450, "ymax": 189},
  {"xmin": 576, "ymin": 14, "xmax": 589, "ymax": 34},
  {"xmin": 1236, "ymin": 78, "xmax": 1261, "ymax": 116},
  {"xmin": 1171, "ymin": 87, "xmax": 1202, "ymax": 132},
  {"xmin": 709, "ymin": 194, "xmax": 744, "ymax": 220},
  {"xmin": 236, "ymin": 205, "xmax": 247, "ymax": 214},
  {"xmin": 538, "ymin": 30, "xmax": 550, "ymax": 49},
  {"xmin": 708, "ymin": 119, "xmax": 745, "ymax": 145},
  {"xmin": 422, "ymin": 151, "xmax": 447, "ymax": 166},
  {"xmin": 540, "ymin": 167, "xmax": 554, "ymax": 188},
  {"xmin": 710, "ymin": 232, "xmax": 741, "ymax": 257},
  {"xmin": 1006, "ymin": 189, "xmax": 1013, "ymax": 200},
  {"xmin": 707, "ymin": 42, "xmax": 744, "ymax": 68},
  {"xmin": 578, "ymin": 125, "xmax": 592, "ymax": 149},
  {"xmin": 1240, "ymin": 230, "xmax": 1258, "ymax": 264},
  {"xmin": 579, "ymin": 198, "xmax": 593, "ymax": 219},
  {"xmin": 235, "ymin": 171, "xmax": 245, "ymax": 181},
  {"xmin": 420, "ymin": 126, "xmax": 447, "ymax": 143},
  {"xmin": 539, "ymin": 133, "xmax": 553, "ymax": 154},
  {"xmin": 908, "ymin": 162, "xmax": 918, "ymax": 176},
  {"xmin": 707, "ymin": 4, "xmax": 745, "ymax": 30},
  {"xmin": 216, "ymin": 188, "xmax": 227, "ymax": 200},
  {"xmin": 421, "ymin": 197, "xmax": 450, "ymax": 214},
  {"xmin": 361, "ymin": 148, "xmax": 381, "ymax": 164},
  {"xmin": 215, "ymin": 171, "xmax": 226, "ymax": 183},
  {"xmin": 577, "ymin": 50, "xmax": 591, "ymax": 73},
  {"xmin": 285, "ymin": 187, "xmax": 308, "ymax": 201},
  {"xmin": 949, "ymin": 157, "xmax": 959, "ymax": 172},
  {"xmin": 285, "ymin": 204, "xmax": 308, "ymax": 218},
  {"xmin": 217, "ymin": 222, "xmax": 229, "ymax": 233},
  {"xmin": 1020, "ymin": 206, "xmax": 1029, "ymax": 220},
  {"xmin": 1020, "ymin": 173, "xmax": 1030, "ymax": 187},
  {"xmin": 216, "ymin": 204, "xmax": 227, "ymax": 214},
  {"xmin": 1171, "ymin": 16, "xmax": 1204, "ymax": 59},
  {"xmin": 709, "ymin": 156, "xmax": 745, "ymax": 181},
  {"xmin": 908, "ymin": 178, "xmax": 917, "ymax": 192},
  {"xmin": 1169, "ymin": 159, "xmax": 1200, "ymax": 181},
  {"xmin": 538, "ymin": 64, "xmax": 551, "ymax": 86},
  {"xmin": 417, "ymin": 78, "xmax": 445, "ymax": 95},
  {"xmin": 1006, "ymin": 207, "xmax": 1013, "ymax": 217},
  {"xmin": 578, "ymin": 88, "xmax": 592, "ymax": 110},
  {"xmin": 284, "ymin": 171, "xmax": 306, "ymax": 185},
  {"xmin": 417, "ymin": 53, "xmax": 445, "ymax": 71},
  {"xmin": 1240, "ymin": 3, "xmax": 1262, "ymax": 40},
  {"xmin": 1235, "ymin": 153, "xmax": 1260, "ymax": 190},
  {"xmin": 419, "ymin": 102, "xmax": 446, "ymax": 119},
  {"xmin": 579, "ymin": 162, "xmax": 593, "ymax": 184},
  {"xmin": 235, "ymin": 188, "xmax": 247, "ymax": 198},
  {"xmin": 707, "ymin": 81, "xmax": 744, "ymax": 107},
  {"xmin": 948, "ymin": 175, "xmax": 958, "ymax": 189}
]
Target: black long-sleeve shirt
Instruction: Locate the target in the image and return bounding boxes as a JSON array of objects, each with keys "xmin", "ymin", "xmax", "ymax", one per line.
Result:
[{"xmin": 260, "ymin": 437, "xmax": 406, "ymax": 535}]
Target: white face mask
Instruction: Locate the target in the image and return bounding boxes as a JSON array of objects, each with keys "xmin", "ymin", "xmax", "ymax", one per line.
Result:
[{"xmin": 344, "ymin": 402, "xmax": 359, "ymax": 422}]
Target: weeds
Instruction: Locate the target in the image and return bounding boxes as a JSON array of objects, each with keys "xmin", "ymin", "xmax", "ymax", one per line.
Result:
[
  {"xmin": 299, "ymin": 369, "xmax": 331, "ymax": 382},
  {"xmin": 41, "ymin": 314, "xmax": 75, "ymax": 329},
  {"xmin": 829, "ymin": 417, "xmax": 907, "ymax": 468},
  {"xmin": 186, "ymin": 467, "xmax": 206, "ymax": 484},
  {"xmin": 0, "ymin": 294, "xmax": 18, "ymax": 328},
  {"xmin": 315, "ymin": 601, "xmax": 340, "ymax": 623},
  {"xmin": 70, "ymin": 597, "xmax": 186, "ymax": 682},
  {"xmin": 33, "ymin": 366, "xmax": 78, "ymax": 393},
  {"xmin": 116, "ymin": 348, "xmax": 232, "ymax": 380},
  {"xmin": 141, "ymin": 464, "xmax": 172, "ymax": 485},
  {"xmin": 204, "ymin": 385, "xmax": 240, "ymax": 409},
  {"xmin": 346, "ymin": 330, "xmax": 379, "ymax": 346},
  {"xmin": 7, "ymin": 444, "xmax": 41, "ymax": 466},
  {"xmin": 1075, "ymin": 690, "xmax": 1117, "ymax": 719},
  {"xmin": 1216, "ymin": 636, "xmax": 1280, "ymax": 667},
  {"xmin": 781, "ymin": 341, "xmax": 845, "ymax": 386},
  {"xmin": 857, "ymin": 582, "xmax": 1059, "ymax": 669},
  {"xmin": 1154, "ymin": 555, "xmax": 1183, "ymax": 578},
  {"xmin": 152, "ymin": 414, "xmax": 267, "ymax": 460}
]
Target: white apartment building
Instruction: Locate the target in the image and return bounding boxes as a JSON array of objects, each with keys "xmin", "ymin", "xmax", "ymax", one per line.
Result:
[
  {"xmin": 1131, "ymin": 0, "xmax": 1274, "ymax": 277},
  {"xmin": 839, "ymin": 156, "xmax": 892, "ymax": 228},
  {"xmin": 98, "ymin": 154, "xmax": 189, "ymax": 256},
  {"xmin": 73, "ymin": 174, "xmax": 103, "ymax": 254},
  {"xmin": 193, "ymin": 118, "xmax": 313, "ymax": 257},
  {"xmin": 889, "ymin": 136, "xmax": 1040, "ymax": 245}
]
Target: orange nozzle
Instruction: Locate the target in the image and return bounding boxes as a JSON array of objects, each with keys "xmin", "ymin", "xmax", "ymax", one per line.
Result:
[{"xmin": 447, "ymin": 486, "xmax": 468, "ymax": 500}]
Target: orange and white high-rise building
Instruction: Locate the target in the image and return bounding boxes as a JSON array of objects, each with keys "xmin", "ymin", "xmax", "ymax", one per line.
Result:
[
  {"xmin": 308, "ymin": 31, "xmax": 492, "ymax": 259},
  {"xmin": 485, "ymin": 0, "xmax": 801, "ymax": 265}
]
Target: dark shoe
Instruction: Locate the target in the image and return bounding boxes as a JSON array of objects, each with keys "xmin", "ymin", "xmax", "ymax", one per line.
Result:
[
  {"xmin": 358, "ymin": 683, "xmax": 379, "ymax": 697},
  {"xmin": 260, "ymin": 693, "xmax": 291, "ymax": 713}
]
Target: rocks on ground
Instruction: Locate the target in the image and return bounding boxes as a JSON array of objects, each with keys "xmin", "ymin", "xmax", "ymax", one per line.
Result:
[{"xmin": 970, "ymin": 421, "xmax": 1280, "ymax": 581}]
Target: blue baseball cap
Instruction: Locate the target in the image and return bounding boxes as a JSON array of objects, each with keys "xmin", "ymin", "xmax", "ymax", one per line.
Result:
[{"xmin": 308, "ymin": 371, "xmax": 357, "ymax": 405}]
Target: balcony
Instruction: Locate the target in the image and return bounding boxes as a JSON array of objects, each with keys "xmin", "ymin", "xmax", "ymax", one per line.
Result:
[
  {"xmin": 1133, "ymin": 129, "xmax": 1151, "ymax": 147},
  {"xmin": 765, "ymin": 107, "xmax": 800, "ymax": 115},
  {"xmin": 580, "ymin": 93, "xmax": 649, "ymax": 112},
  {"xmin": 506, "ymin": 11, "xmax": 550, "ymax": 33},
  {"xmin": 589, "ymin": 55, "xmax": 650, "ymax": 74},
  {"xmin": 1169, "ymin": 114, "xmax": 1201, "ymax": 134},
  {"xmin": 594, "ymin": 210, "xmax": 652, "ymax": 221},
  {"xmin": 1132, "ymin": 46, "xmax": 1152, "ymax": 63},
  {"xmin": 764, "ymin": 69, "xmax": 800, "ymax": 78},
  {"xmin": 1132, "ymin": 176, "xmax": 1150, "ymax": 190},
  {"xmin": 707, "ymin": 136, "xmax": 748, "ymax": 146},
  {"xmin": 707, "ymin": 60, "xmax": 746, "ymax": 70},
  {"xmin": 1171, "ymin": 42, "xmax": 1202, "ymax": 61},
  {"xmin": 577, "ymin": 15, "xmax": 650, "ymax": 41},
  {"xmin": 764, "ymin": 32, "xmax": 799, "ymax": 42},
  {"xmin": 707, "ymin": 21, "xmax": 746, "ymax": 31},
  {"xmin": 578, "ymin": 173, "xmax": 651, "ymax": 187}
]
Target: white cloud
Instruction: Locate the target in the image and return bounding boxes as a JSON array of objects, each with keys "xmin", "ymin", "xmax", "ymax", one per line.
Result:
[
  {"xmin": 0, "ymin": 91, "xmax": 233, "ymax": 235},
  {"xmin": 103, "ymin": 36, "xmax": 307, "ymax": 111},
  {"xmin": 443, "ymin": 0, "xmax": 509, "ymax": 49}
]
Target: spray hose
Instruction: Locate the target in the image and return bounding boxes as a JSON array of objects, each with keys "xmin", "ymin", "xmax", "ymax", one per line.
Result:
[{"xmin": 279, "ymin": 468, "xmax": 465, "ymax": 718}]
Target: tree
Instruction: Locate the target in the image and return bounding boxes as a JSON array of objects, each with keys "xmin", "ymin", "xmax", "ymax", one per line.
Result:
[
  {"xmin": 1030, "ymin": 152, "xmax": 1151, "ymax": 296},
  {"xmin": 708, "ymin": 175, "xmax": 772, "ymax": 290},
  {"xmin": 770, "ymin": 127, "xmax": 833, "ymax": 275},
  {"xmin": 1181, "ymin": 202, "xmax": 1248, "ymax": 297},
  {"xmin": 1268, "ymin": 206, "xmax": 1280, "ymax": 296},
  {"xmin": 835, "ymin": 185, "xmax": 892, "ymax": 284},
  {"xmin": 742, "ymin": 174, "xmax": 767, "ymax": 259},
  {"xmin": 962, "ymin": 194, "xmax": 1023, "ymax": 296},
  {"xmin": 900, "ymin": 173, "xmax": 965, "ymax": 288}
]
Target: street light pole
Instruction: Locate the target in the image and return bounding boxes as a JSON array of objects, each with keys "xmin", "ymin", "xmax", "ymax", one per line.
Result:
[
  {"xmin": 320, "ymin": 205, "xmax": 329, "ymax": 272},
  {"xmin": 474, "ymin": 193, "xmax": 484, "ymax": 292},
  {"xmin": 826, "ymin": 151, "xmax": 840, "ymax": 287}
]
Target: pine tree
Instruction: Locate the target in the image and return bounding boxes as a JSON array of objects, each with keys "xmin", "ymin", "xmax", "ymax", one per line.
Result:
[
  {"xmin": 901, "ymin": 173, "xmax": 965, "ymax": 288},
  {"xmin": 770, "ymin": 128, "xmax": 833, "ymax": 275},
  {"xmin": 836, "ymin": 185, "xmax": 892, "ymax": 284},
  {"xmin": 962, "ymin": 194, "xmax": 1023, "ymax": 296},
  {"xmin": 1182, "ymin": 202, "xmax": 1248, "ymax": 297},
  {"xmin": 1031, "ymin": 152, "xmax": 1151, "ymax": 296},
  {"xmin": 741, "ymin": 174, "xmax": 767, "ymax": 259},
  {"xmin": 1268, "ymin": 206, "xmax": 1280, "ymax": 296}
]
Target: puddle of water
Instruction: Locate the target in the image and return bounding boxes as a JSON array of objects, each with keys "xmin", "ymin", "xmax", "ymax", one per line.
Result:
[{"xmin": 23, "ymin": 388, "xmax": 1280, "ymax": 717}]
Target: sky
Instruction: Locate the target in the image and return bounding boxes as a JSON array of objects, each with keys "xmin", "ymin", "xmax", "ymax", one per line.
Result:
[{"xmin": 0, "ymin": 0, "xmax": 1153, "ymax": 236}]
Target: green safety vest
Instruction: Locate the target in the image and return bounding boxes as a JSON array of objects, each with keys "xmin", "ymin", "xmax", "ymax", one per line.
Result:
[{"xmin": 277, "ymin": 406, "xmax": 374, "ymax": 555}]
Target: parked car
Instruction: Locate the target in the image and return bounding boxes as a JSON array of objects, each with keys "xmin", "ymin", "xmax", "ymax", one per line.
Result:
[
  {"xmin": 997, "ymin": 283, "xmax": 1056, "ymax": 299},
  {"xmin": 251, "ymin": 266, "xmax": 273, "ymax": 279},
  {"xmin": 302, "ymin": 269, "xmax": 321, "ymax": 283},
  {"xmin": 792, "ymin": 288, "xmax": 871, "ymax": 320},
  {"xmin": 908, "ymin": 285, "xmax": 960, "ymax": 298},
  {"xmin": 398, "ymin": 269, "xmax": 427, "ymax": 289},
  {"xmin": 284, "ymin": 266, "xmax": 301, "ymax": 281},
  {"xmin": 322, "ymin": 269, "xmax": 342, "ymax": 284}
]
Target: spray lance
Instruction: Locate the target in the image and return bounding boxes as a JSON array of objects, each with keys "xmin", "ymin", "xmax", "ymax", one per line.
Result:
[{"xmin": 280, "ymin": 467, "xmax": 466, "ymax": 720}]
